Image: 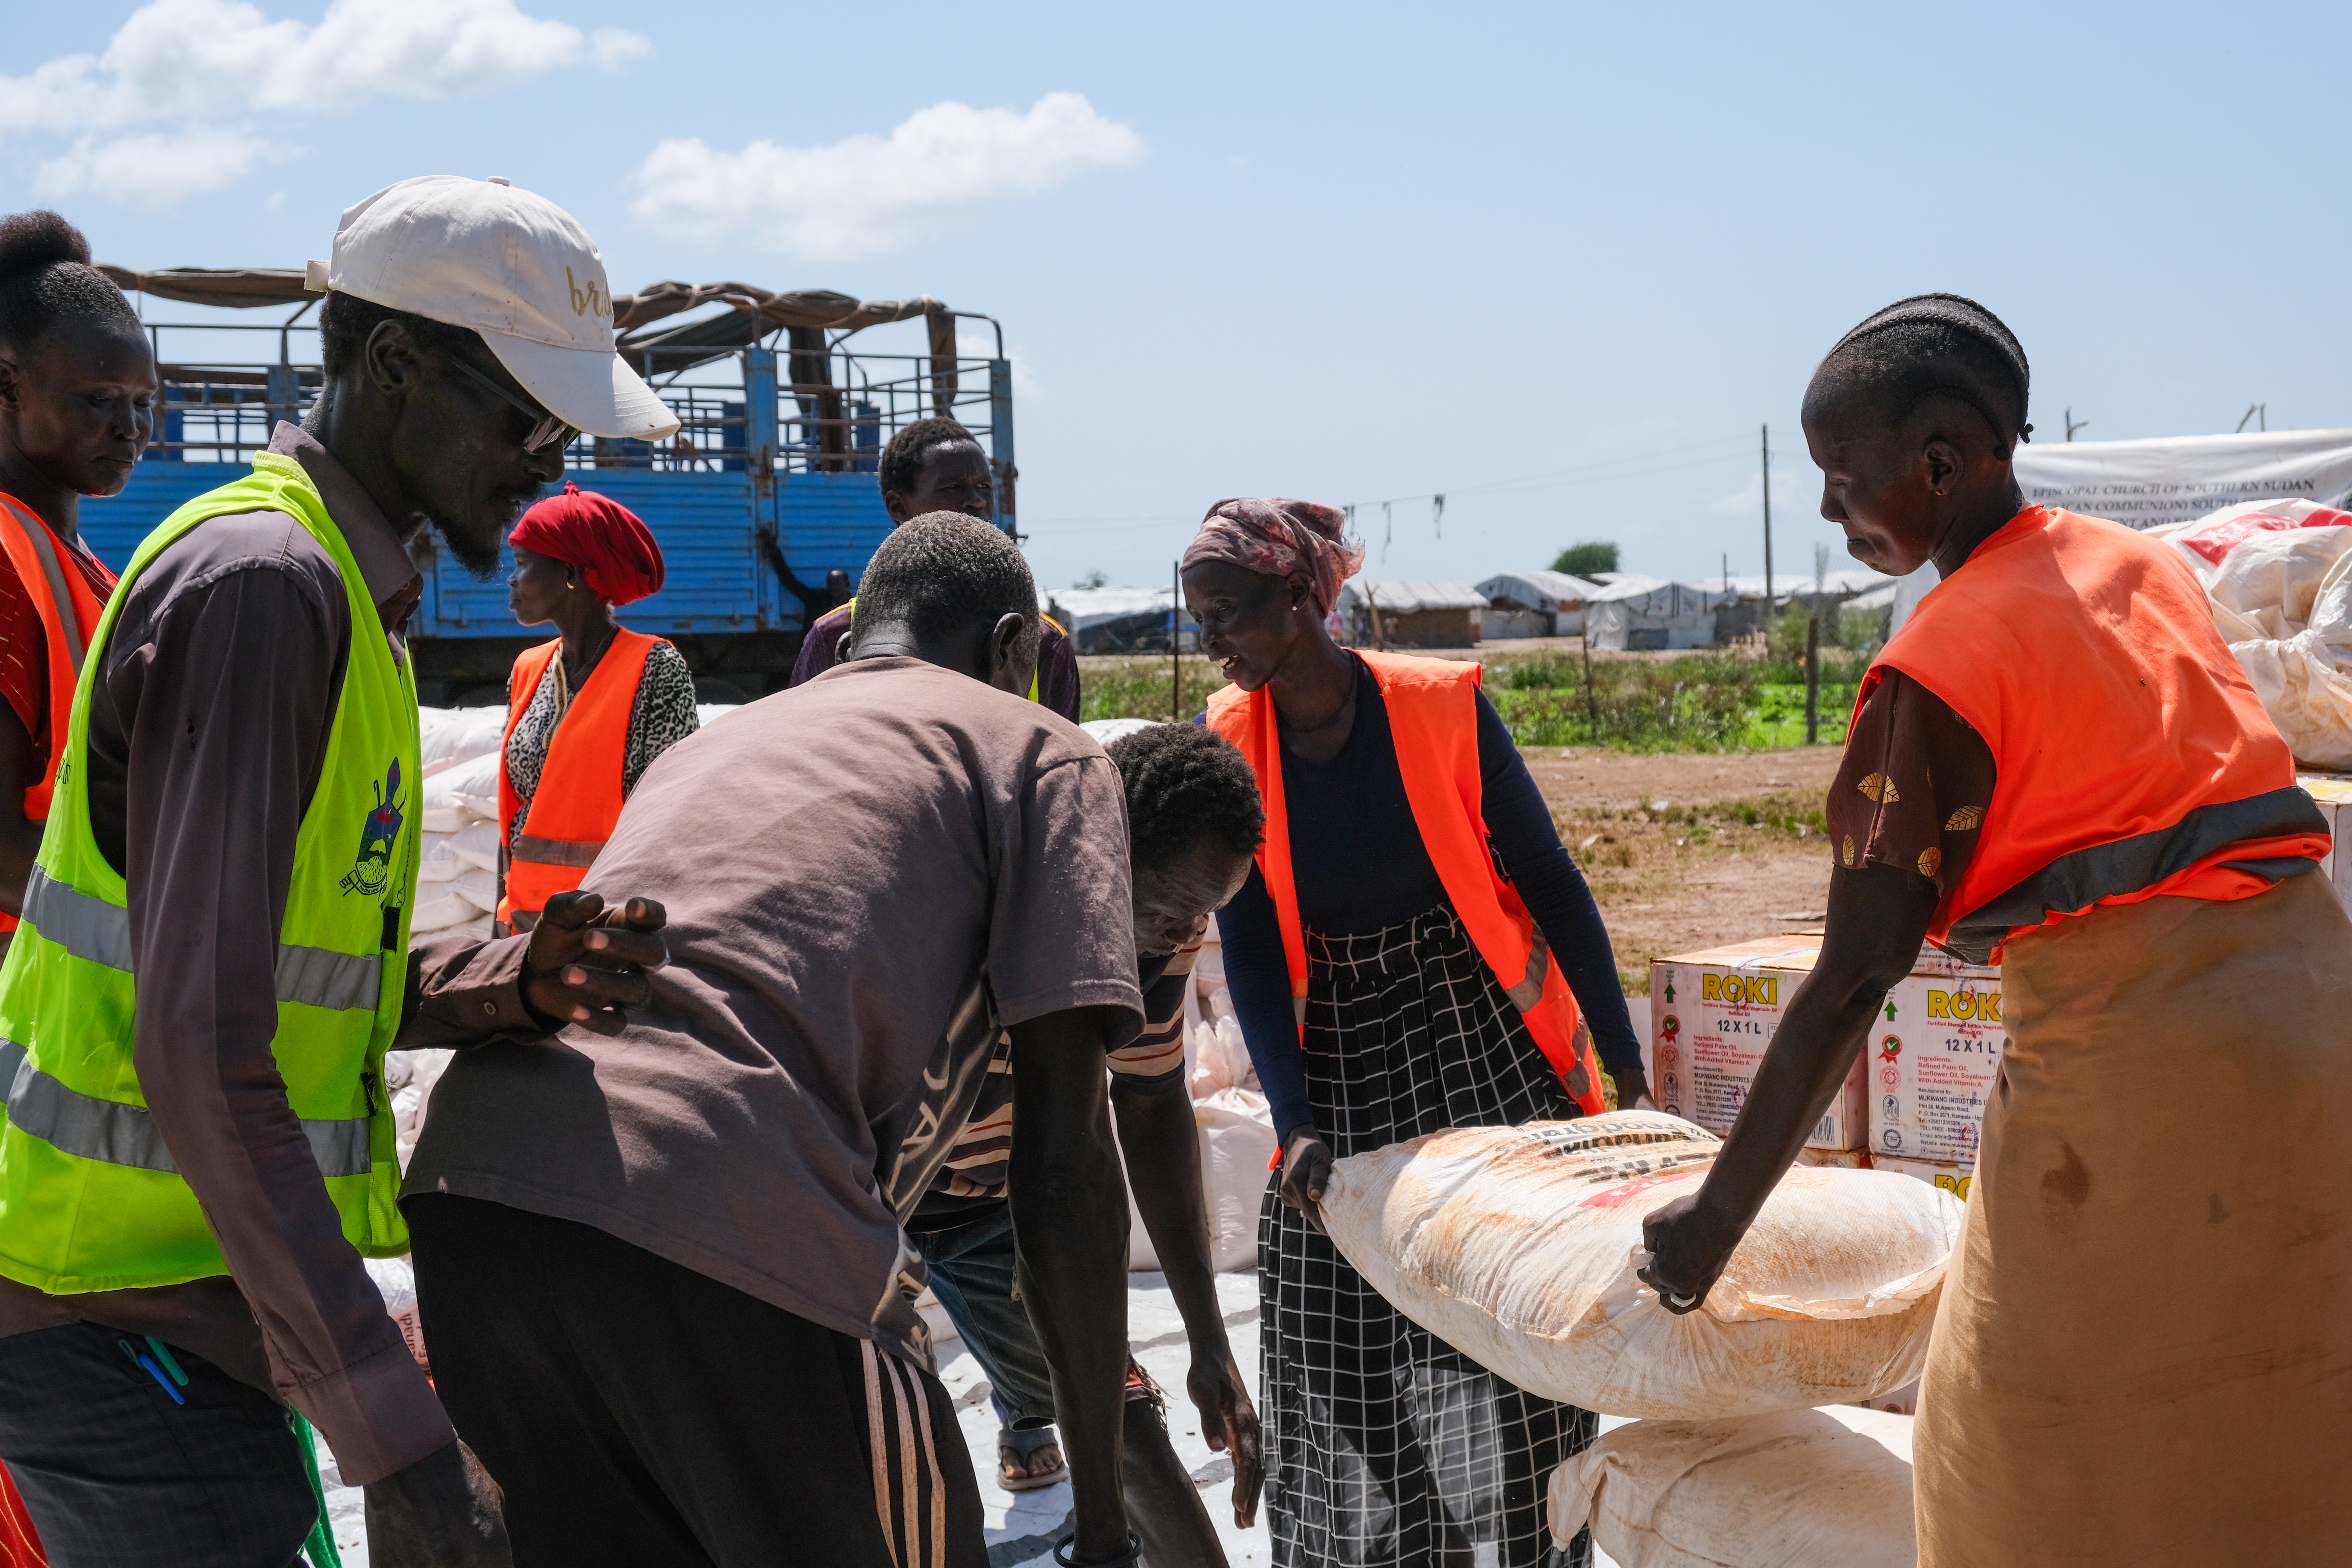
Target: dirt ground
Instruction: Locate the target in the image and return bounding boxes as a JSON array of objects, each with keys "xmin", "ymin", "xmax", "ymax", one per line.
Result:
[{"xmin": 1520, "ymin": 744, "xmax": 1846, "ymax": 989}]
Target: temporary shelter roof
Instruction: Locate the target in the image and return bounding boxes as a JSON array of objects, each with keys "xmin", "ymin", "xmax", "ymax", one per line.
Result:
[
  {"xmin": 1340, "ymin": 579, "xmax": 1490, "ymax": 613},
  {"xmin": 1475, "ymin": 571, "xmax": 1605, "ymax": 611},
  {"xmin": 1049, "ymin": 586, "xmax": 1181, "ymax": 633},
  {"xmin": 1718, "ymin": 570, "xmax": 1884, "ymax": 600},
  {"xmin": 1844, "ymin": 581, "xmax": 1902, "ymax": 612},
  {"xmin": 1582, "ymin": 576, "xmax": 1726, "ymax": 612}
]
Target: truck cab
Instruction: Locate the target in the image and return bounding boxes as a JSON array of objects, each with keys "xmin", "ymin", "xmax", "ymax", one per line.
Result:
[{"xmin": 88, "ymin": 269, "xmax": 1017, "ymax": 704}]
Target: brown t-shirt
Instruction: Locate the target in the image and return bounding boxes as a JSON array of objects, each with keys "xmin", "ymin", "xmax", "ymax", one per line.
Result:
[
  {"xmin": 1826, "ymin": 669, "xmax": 1999, "ymax": 905},
  {"xmin": 404, "ymin": 657, "xmax": 1143, "ymax": 1368}
]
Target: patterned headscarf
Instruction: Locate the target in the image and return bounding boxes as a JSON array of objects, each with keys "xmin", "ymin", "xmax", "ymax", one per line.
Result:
[{"xmin": 1179, "ymin": 498, "xmax": 1366, "ymax": 613}]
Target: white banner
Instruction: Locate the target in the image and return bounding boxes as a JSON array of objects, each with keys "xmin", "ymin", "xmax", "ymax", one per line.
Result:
[{"xmin": 2013, "ymin": 429, "xmax": 2352, "ymax": 532}]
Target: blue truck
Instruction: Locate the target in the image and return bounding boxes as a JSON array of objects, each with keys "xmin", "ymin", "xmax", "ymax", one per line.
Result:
[{"xmin": 88, "ymin": 268, "xmax": 1017, "ymax": 704}]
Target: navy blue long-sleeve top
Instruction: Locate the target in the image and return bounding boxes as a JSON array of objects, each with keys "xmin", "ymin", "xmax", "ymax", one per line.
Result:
[{"xmin": 1211, "ymin": 656, "xmax": 1640, "ymax": 1141}]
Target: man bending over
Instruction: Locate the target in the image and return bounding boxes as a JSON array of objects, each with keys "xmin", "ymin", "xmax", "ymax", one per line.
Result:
[{"xmin": 405, "ymin": 513, "xmax": 1142, "ymax": 1568}]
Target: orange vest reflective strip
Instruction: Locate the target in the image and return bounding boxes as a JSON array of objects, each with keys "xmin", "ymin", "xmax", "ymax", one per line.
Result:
[
  {"xmin": 496, "ymin": 628, "xmax": 660, "ymax": 926},
  {"xmin": 1207, "ymin": 650, "xmax": 1605, "ymax": 1114},
  {"xmin": 0, "ymin": 496, "xmax": 107, "ymax": 939},
  {"xmin": 1867, "ymin": 506, "xmax": 2329, "ymax": 962}
]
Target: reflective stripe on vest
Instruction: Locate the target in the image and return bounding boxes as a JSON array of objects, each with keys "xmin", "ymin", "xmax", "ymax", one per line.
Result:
[
  {"xmin": 1869, "ymin": 506, "xmax": 2329, "ymax": 963},
  {"xmin": 0, "ymin": 453, "xmax": 420, "ymax": 1294},
  {"xmin": 1205, "ymin": 651, "xmax": 1605, "ymax": 1115},
  {"xmin": 495, "ymin": 629, "xmax": 660, "ymax": 925},
  {"xmin": 23, "ymin": 867, "xmax": 381, "ymax": 1012},
  {"xmin": 0, "ymin": 1039, "xmax": 371, "ymax": 1178},
  {"xmin": 0, "ymin": 496, "xmax": 110, "ymax": 938}
]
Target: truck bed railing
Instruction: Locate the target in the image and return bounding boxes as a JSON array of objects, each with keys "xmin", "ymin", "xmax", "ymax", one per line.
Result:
[{"xmin": 134, "ymin": 318, "xmax": 1014, "ymax": 502}]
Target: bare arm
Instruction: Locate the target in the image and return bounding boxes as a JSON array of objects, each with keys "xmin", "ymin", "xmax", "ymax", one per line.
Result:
[
  {"xmin": 1111, "ymin": 1070, "xmax": 1264, "ymax": 1527},
  {"xmin": 1638, "ymin": 863, "xmax": 1937, "ymax": 1309},
  {"xmin": 1009, "ymin": 1005, "xmax": 1135, "ymax": 1562}
]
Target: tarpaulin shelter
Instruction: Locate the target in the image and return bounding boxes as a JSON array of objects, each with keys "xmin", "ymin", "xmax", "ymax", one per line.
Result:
[
  {"xmin": 1581, "ymin": 576, "xmax": 1726, "ymax": 651},
  {"xmin": 1339, "ymin": 579, "xmax": 1490, "ymax": 648},
  {"xmin": 1475, "ymin": 570, "xmax": 1605, "ymax": 637}
]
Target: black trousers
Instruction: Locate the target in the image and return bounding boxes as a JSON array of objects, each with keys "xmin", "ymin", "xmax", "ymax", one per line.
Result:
[
  {"xmin": 408, "ymin": 1194, "xmax": 985, "ymax": 1568},
  {"xmin": 0, "ymin": 1321, "xmax": 316, "ymax": 1568}
]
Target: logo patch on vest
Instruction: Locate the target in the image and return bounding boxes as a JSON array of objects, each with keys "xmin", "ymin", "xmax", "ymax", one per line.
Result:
[{"xmin": 342, "ymin": 760, "xmax": 405, "ymax": 900}]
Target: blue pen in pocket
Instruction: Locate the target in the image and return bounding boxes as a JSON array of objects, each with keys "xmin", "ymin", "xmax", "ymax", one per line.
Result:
[{"xmin": 118, "ymin": 1338, "xmax": 186, "ymax": 1406}]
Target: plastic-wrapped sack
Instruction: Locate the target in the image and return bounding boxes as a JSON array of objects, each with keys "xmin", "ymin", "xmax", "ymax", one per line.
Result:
[
  {"xmin": 1317, "ymin": 1112, "xmax": 1960, "ymax": 1419},
  {"xmin": 421, "ymin": 707, "xmax": 508, "ymax": 777},
  {"xmin": 449, "ymin": 819, "xmax": 501, "ymax": 873},
  {"xmin": 418, "ymin": 836, "xmax": 463, "ymax": 884},
  {"xmin": 364, "ymin": 1257, "xmax": 430, "ymax": 1373},
  {"xmin": 2158, "ymin": 498, "xmax": 2352, "ymax": 769},
  {"xmin": 1548, "ymin": 1407, "xmax": 1916, "ymax": 1567},
  {"xmin": 1196, "ymin": 1087, "xmax": 1276, "ymax": 1272},
  {"xmin": 421, "ymin": 754, "xmax": 500, "ymax": 835}
]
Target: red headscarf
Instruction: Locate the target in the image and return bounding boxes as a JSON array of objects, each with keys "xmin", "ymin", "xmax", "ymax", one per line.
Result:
[
  {"xmin": 507, "ymin": 483, "xmax": 665, "ymax": 606},
  {"xmin": 1179, "ymin": 497, "xmax": 1364, "ymax": 613}
]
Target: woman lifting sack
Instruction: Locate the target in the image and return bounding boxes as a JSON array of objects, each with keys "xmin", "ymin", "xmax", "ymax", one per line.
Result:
[
  {"xmin": 498, "ymin": 482, "xmax": 698, "ymax": 933},
  {"xmin": 1638, "ymin": 295, "xmax": 2352, "ymax": 1563},
  {"xmin": 1181, "ymin": 497, "xmax": 1646, "ymax": 1568}
]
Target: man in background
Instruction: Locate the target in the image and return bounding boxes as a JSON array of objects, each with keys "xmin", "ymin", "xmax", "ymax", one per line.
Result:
[{"xmin": 789, "ymin": 416, "xmax": 1081, "ymax": 717}]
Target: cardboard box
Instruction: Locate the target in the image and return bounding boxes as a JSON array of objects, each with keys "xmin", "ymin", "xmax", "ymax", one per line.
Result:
[
  {"xmin": 2297, "ymin": 775, "xmax": 2352, "ymax": 908},
  {"xmin": 1870, "ymin": 955, "xmax": 2005, "ymax": 1165},
  {"xmin": 1872, "ymin": 1154, "xmax": 1975, "ymax": 1203},
  {"xmin": 1646, "ymin": 937, "xmax": 1868, "ymax": 1150}
]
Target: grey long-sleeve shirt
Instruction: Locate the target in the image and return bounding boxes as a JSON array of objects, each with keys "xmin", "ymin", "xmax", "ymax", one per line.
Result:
[{"xmin": 0, "ymin": 424, "xmax": 541, "ymax": 1484}]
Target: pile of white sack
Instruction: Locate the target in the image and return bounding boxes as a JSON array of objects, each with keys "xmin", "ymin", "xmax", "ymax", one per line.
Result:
[
  {"xmin": 413, "ymin": 707, "xmax": 508, "ymax": 943},
  {"xmin": 1318, "ymin": 1110, "xmax": 1963, "ymax": 1566},
  {"xmin": 2151, "ymin": 498, "xmax": 2352, "ymax": 770}
]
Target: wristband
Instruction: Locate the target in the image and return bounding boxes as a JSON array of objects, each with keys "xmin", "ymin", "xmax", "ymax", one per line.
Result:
[{"xmin": 1053, "ymin": 1531, "xmax": 1143, "ymax": 1568}]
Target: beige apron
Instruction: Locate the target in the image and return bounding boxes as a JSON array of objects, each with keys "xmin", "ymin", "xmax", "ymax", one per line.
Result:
[{"xmin": 1915, "ymin": 871, "xmax": 2352, "ymax": 1564}]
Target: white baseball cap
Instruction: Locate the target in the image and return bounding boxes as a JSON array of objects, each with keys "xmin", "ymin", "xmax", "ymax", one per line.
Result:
[{"xmin": 306, "ymin": 175, "xmax": 678, "ymax": 442}]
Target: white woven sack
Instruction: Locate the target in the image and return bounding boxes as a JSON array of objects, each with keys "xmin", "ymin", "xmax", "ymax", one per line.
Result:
[
  {"xmin": 1548, "ymin": 1407, "xmax": 1916, "ymax": 1567},
  {"xmin": 1195, "ymin": 1087, "xmax": 1276, "ymax": 1272},
  {"xmin": 449, "ymin": 867, "xmax": 499, "ymax": 914},
  {"xmin": 421, "ymin": 707, "xmax": 508, "ymax": 777},
  {"xmin": 449, "ymin": 819, "xmax": 502, "ymax": 873},
  {"xmin": 1318, "ymin": 1112, "xmax": 1960, "ymax": 1419},
  {"xmin": 409, "ymin": 890, "xmax": 479, "ymax": 934},
  {"xmin": 417, "ymin": 836, "xmax": 462, "ymax": 884}
]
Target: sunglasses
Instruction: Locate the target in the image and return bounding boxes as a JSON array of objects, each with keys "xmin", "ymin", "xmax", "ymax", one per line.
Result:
[{"xmin": 446, "ymin": 355, "xmax": 579, "ymax": 455}]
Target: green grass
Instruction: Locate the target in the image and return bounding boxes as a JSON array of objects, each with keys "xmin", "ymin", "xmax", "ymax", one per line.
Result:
[{"xmin": 1077, "ymin": 646, "xmax": 1869, "ymax": 751}]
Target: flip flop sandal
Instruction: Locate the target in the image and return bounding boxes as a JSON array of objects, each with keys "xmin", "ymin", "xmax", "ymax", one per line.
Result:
[{"xmin": 999, "ymin": 1426, "xmax": 1067, "ymax": 1493}]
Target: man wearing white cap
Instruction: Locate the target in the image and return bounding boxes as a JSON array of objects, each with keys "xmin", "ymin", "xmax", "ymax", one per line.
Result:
[{"xmin": 0, "ymin": 176, "xmax": 672, "ymax": 1567}]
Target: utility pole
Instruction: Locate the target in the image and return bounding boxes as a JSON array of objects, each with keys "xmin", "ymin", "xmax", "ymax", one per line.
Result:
[
  {"xmin": 1761, "ymin": 424, "xmax": 1774, "ymax": 605},
  {"xmin": 1170, "ymin": 561, "xmax": 1181, "ymax": 720}
]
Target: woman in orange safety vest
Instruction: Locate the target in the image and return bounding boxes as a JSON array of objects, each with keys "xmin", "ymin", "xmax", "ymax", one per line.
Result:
[
  {"xmin": 1181, "ymin": 497, "xmax": 1645, "ymax": 1568},
  {"xmin": 0, "ymin": 207, "xmax": 154, "ymax": 1568},
  {"xmin": 497, "ymin": 482, "xmax": 698, "ymax": 934},
  {"xmin": 1638, "ymin": 296, "xmax": 2352, "ymax": 1565},
  {"xmin": 0, "ymin": 212, "xmax": 147, "ymax": 956}
]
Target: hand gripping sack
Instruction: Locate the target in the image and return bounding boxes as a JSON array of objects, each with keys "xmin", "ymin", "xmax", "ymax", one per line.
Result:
[
  {"xmin": 1547, "ymin": 1407, "xmax": 1917, "ymax": 1568},
  {"xmin": 1317, "ymin": 1111, "xmax": 1960, "ymax": 1418}
]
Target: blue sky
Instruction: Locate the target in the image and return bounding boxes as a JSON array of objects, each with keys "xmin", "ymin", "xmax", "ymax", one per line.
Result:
[{"xmin": 9, "ymin": 0, "xmax": 2347, "ymax": 593}]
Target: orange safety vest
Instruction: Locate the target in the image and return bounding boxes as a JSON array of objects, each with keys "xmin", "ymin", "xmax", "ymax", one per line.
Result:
[
  {"xmin": 1208, "ymin": 650, "xmax": 1606, "ymax": 1115},
  {"xmin": 1865, "ymin": 505, "xmax": 2329, "ymax": 963},
  {"xmin": 496, "ymin": 628, "xmax": 662, "ymax": 931},
  {"xmin": 0, "ymin": 495, "xmax": 109, "ymax": 937}
]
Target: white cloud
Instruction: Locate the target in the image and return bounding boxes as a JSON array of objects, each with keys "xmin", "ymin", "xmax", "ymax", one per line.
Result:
[
  {"xmin": 632, "ymin": 92, "xmax": 1146, "ymax": 260},
  {"xmin": 35, "ymin": 128, "xmax": 274, "ymax": 208},
  {"xmin": 0, "ymin": 0, "xmax": 650, "ymax": 139},
  {"xmin": 958, "ymin": 331, "xmax": 1046, "ymax": 401},
  {"xmin": 1710, "ymin": 464, "xmax": 1817, "ymax": 517}
]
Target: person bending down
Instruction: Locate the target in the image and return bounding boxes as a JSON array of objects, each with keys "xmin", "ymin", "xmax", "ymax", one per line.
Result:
[
  {"xmin": 910, "ymin": 722, "xmax": 1268, "ymax": 1554},
  {"xmin": 406, "ymin": 513, "xmax": 1147, "ymax": 1568}
]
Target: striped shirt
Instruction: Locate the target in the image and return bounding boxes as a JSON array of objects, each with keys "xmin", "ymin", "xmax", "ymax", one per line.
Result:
[{"xmin": 910, "ymin": 943, "xmax": 1197, "ymax": 1230}]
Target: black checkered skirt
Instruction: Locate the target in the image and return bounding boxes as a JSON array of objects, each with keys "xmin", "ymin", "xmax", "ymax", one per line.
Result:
[{"xmin": 1260, "ymin": 901, "xmax": 1594, "ymax": 1568}]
